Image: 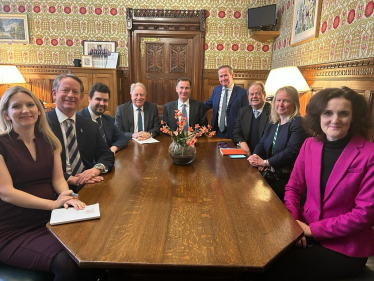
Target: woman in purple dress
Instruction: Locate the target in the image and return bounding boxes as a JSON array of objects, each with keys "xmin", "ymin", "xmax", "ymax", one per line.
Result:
[{"xmin": 0, "ymin": 86, "xmax": 86, "ymax": 280}]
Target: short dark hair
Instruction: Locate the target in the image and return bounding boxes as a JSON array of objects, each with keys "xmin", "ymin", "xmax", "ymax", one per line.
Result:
[
  {"xmin": 53, "ymin": 74, "xmax": 84, "ymax": 94},
  {"xmin": 176, "ymin": 77, "xmax": 191, "ymax": 87},
  {"xmin": 218, "ymin": 65, "xmax": 233, "ymax": 74},
  {"xmin": 304, "ymin": 87, "xmax": 372, "ymax": 140},
  {"xmin": 89, "ymin": 83, "xmax": 111, "ymax": 99}
]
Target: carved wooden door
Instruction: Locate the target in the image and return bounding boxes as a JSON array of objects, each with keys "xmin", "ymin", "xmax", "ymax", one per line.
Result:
[{"xmin": 139, "ymin": 37, "xmax": 194, "ymax": 105}]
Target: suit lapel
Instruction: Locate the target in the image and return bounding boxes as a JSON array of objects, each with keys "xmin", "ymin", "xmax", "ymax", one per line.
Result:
[
  {"xmin": 83, "ymin": 107, "xmax": 91, "ymax": 119},
  {"xmin": 75, "ymin": 116, "xmax": 85, "ymax": 148},
  {"xmin": 259, "ymin": 103, "xmax": 270, "ymax": 137},
  {"xmin": 128, "ymin": 103, "xmax": 134, "ymax": 132},
  {"xmin": 101, "ymin": 115, "xmax": 111, "ymax": 141},
  {"xmin": 143, "ymin": 102, "xmax": 149, "ymax": 130},
  {"xmin": 311, "ymin": 140, "xmax": 323, "ymax": 204},
  {"xmin": 188, "ymin": 99, "xmax": 195, "ymax": 125},
  {"xmin": 323, "ymin": 137, "xmax": 361, "ymax": 203},
  {"xmin": 228, "ymin": 86, "xmax": 237, "ymax": 108}
]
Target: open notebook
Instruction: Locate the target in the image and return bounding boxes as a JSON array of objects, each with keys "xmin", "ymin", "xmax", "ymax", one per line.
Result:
[{"xmin": 50, "ymin": 203, "xmax": 100, "ymax": 225}]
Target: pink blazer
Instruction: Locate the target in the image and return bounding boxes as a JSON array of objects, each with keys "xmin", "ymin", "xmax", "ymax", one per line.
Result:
[{"xmin": 285, "ymin": 135, "xmax": 374, "ymax": 257}]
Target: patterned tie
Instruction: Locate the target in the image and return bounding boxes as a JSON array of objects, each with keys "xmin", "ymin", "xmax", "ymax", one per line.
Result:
[
  {"xmin": 137, "ymin": 108, "xmax": 143, "ymax": 132},
  {"xmin": 64, "ymin": 119, "xmax": 84, "ymax": 175},
  {"xmin": 219, "ymin": 88, "xmax": 228, "ymax": 132},
  {"xmin": 96, "ymin": 117, "xmax": 107, "ymax": 142},
  {"xmin": 181, "ymin": 103, "xmax": 188, "ymax": 131},
  {"xmin": 254, "ymin": 110, "xmax": 259, "ymax": 118}
]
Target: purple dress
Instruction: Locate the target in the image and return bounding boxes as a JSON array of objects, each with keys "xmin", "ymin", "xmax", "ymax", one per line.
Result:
[{"xmin": 0, "ymin": 130, "xmax": 63, "ymax": 271}]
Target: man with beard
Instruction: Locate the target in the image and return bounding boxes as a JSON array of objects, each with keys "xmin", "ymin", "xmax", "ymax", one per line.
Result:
[{"xmin": 77, "ymin": 83, "xmax": 129, "ymax": 154}]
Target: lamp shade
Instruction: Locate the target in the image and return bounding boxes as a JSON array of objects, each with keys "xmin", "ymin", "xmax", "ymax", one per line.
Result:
[
  {"xmin": 0, "ymin": 65, "xmax": 26, "ymax": 85},
  {"xmin": 265, "ymin": 66, "xmax": 310, "ymax": 97}
]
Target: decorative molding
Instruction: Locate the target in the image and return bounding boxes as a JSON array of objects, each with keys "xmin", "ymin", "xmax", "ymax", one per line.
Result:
[
  {"xmin": 170, "ymin": 45, "xmax": 186, "ymax": 73},
  {"xmin": 147, "ymin": 44, "xmax": 163, "ymax": 72},
  {"xmin": 126, "ymin": 8, "xmax": 206, "ymax": 31}
]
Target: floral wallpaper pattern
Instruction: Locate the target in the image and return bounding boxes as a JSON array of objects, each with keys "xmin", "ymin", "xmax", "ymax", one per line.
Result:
[
  {"xmin": 272, "ymin": 0, "xmax": 374, "ymax": 68},
  {"xmin": 0, "ymin": 0, "xmax": 276, "ymax": 70}
]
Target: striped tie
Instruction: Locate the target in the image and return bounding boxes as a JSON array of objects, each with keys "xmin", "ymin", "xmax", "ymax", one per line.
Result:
[
  {"xmin": 96, "ymin": 117, "xmax": 107, "ymax": 142},
  {"xmin": 181, "ymin": 103, "xmax": 188, "ymax": 131},
  {"xmin": 64, "ymin": 119, "xmax": 84, "ymax": 175},
  {"xmin": 219, "ymin": 88, "xmax": 228, "ymax": 132}
]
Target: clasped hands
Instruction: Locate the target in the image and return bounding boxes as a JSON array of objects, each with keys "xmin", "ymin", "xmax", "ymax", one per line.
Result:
[
  {"xmin": 248, "ymin": 154, "xmax": 267, "ymax": 171},
  {"xmin": 132, "ymin": 131, "xmax": 151, "ymax": 141},
  {"xmin": 55, "ymin": 190, "xmax": 86, "ymax": 210},
  {"xmin": 67, "ymin": 167, "xmax": 104, "ymax": 187}
]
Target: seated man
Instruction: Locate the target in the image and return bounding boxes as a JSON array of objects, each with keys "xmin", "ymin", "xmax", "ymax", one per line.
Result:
[
  {"xmin": 47, "ymin": 74, "xmax": 114, "ymax": 191},
  {"xmin": 204, "ymin": 65, "xmax": 248, "ymax": 139},
  {"xmin": 77, "ymin": 82, "xmax": 129, "ymax": 154},
  {"xmin": 232, "ymin": 81, "xmax": 271, "ymax": 156},
  {"xmin": 115, "ymin": 82, "xmax": 160, "ymax": 140},
  {"xmin": 163, "ymin": 77, "xmax": 208, "ymax": 131}
]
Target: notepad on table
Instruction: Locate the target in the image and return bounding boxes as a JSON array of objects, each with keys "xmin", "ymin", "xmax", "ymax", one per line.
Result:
[
  {"xmin": 50, "ymin": 203, "xmax": 100, "ymax": 225},
  {"xmin": 132, "ymin": 137, "xmax": 160, "ymax": 144},
  {"xmin": 220, "ymin": 148, "xmax": 246, "ymax": 156}
]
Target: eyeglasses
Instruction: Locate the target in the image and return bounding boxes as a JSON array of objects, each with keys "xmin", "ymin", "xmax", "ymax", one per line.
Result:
[{"xmin": 217, "ymin": 142, "xmax": 228, "ymax": 148}]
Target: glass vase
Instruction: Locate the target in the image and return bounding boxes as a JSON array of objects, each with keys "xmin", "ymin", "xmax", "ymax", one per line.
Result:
[{"xmin": 168, "ymin": 141, "xmax": 196, "ymax": 165}]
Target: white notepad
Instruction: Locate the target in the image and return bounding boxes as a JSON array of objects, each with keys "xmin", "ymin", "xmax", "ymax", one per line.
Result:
[
  {"xmin": 50, "ymin": 203, "xmax": 100, "ymax": 225},
  {"xmin": 132, "ymin": 137, "xmax": 160, "ymax": 144}
]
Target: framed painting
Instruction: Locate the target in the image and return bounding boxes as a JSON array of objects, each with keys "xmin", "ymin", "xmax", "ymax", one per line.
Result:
[
  {"xmin": 0, "ymin": 14, "xmax": 29, "ymax": 43},
  {"xmin": 83, "ymin": 41, "xmax": 116, "ymax": 68},
  {"xmin": 82, "ymin": 55, "xmax": 93, "ymax": 68},
  {"xmin": 291, "ymin": 0, "xmax": 322, "ymax": 46}
]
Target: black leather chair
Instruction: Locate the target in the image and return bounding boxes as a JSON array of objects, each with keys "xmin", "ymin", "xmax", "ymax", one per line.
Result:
[{"xmin": 0, "ymin": 262, "xmax": 54, "ymax": 281}]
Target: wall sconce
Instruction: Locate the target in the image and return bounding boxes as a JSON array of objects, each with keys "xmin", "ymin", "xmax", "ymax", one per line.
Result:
[
  {"xmin": 0, "ymin": 65, "xmax": 26, "ymax": 89},
  {"xmin": 265, "ymin": 66, "xmax": 310, "ymax": 97}
]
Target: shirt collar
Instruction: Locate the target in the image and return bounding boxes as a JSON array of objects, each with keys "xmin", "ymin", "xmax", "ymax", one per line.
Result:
[
  {"xmin": 253, "ymin": 103, "xmax": 266, "ymax": 115},
  {"xmin": 178, "ymin": 98, "xmax": 190, "ymax": 108},
  {"xmin": 132, "ymin": 104, "xmax": 144, "ymax": 111},
  {"xmin": 55, "ymin": 107, "xmax": 76, "ymax": 124},
  {"xmin": 87, "ymin": 106, "xmax": 100, "ymax": 120},
  {"xmin": 222, "ymin": 83, "xmax": 234, "ymax": 91}
]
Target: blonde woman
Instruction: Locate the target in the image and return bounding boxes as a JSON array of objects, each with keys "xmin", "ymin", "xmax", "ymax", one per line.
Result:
[
  {"xmin": 0, "ymin": 86, "xmax": 86, "ymax": 280},
  {"xmin": 248, "ymin": 86, "xmax": 308, "ymax": 200}
]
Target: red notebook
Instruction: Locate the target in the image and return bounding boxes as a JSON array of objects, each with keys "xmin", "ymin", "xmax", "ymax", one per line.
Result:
[{"xmin": 220, "ymin": 148, "xmax": 246, "ymax": 156}]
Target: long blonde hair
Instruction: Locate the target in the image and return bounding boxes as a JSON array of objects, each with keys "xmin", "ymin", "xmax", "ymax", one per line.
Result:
[
  {"xmin": 0, "ymin": 86, "xmax": 61, "ymax": 153},
  {"xmin": 270, "ymin": 86, "xmax": 300, "ymax": 124}
]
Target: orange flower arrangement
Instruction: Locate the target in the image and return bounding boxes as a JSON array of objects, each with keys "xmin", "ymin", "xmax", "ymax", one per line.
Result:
[{"xmin": 161, "ymin": 109, "xmax": 215, "ymax": 147}]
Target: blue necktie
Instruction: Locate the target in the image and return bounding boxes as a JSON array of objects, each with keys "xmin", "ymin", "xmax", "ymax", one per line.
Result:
[
  {"xmin": 181, "ymin": 104, "xmax": 188, "ymax": 131},
  {"xmin": 254, "ymin": 110, "xmax": 259, "ymax": 118},
  {"xmin": 219, "ymin": 88, "xmax": 227, "ymax": 132},
  {"xmin": 137, "ymin": 108, "xmax": 143, "ymax": 132}
]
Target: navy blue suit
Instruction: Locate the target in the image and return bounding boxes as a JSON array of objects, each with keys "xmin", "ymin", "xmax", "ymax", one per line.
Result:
[
  {"xmin": 77, "ymin": 107, "xmax": 129, "ymax": 151},
  {"xmin": 253, "ymin": 116, "xmax": 307, "ymax": 170},
  {"xmin": 204, "ymin": 84, "xmax": 248, "ymax": 139},
  {"xmin": 162, "ymin": 99, "xmax": 208, "ymax": 131},
  {"xmin": 47, "ymin": 109, "xmax": 114, "ymax": 181}
]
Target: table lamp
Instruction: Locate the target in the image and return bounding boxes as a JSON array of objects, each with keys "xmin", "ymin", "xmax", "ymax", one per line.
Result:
[
  {"xmin": 265, "ymin": 66, "xmax": 310, "ymax": 97},
  {"xmin": 0, "ymin": 65, "xmax": 26, "ymax": 89}
]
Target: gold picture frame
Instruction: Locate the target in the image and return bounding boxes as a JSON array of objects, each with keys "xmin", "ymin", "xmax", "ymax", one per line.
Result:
[
  {"xmin": 291, "ymin": 0, "xmax": 322, "ymax": 46},
  {"xmin": 0, "ymin": 14, "xmax": 29, "ymax": 43},
  {"xmin": 82, "ymin": 55, "xmax": 93, "ymax": 68}
]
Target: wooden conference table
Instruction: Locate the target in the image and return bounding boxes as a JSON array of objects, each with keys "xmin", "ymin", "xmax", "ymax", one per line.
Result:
[{"xmin": 47, "ymin": 135, "xmax": 303, "ymax": 275}]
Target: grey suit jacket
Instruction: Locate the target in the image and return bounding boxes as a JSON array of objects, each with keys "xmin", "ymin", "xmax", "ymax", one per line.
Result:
[
  {"xmin": 115, "ymin": 101, "xmax": 161, "ymax": 139},
  {"xmin": 232, "ymin": 102, "xmax": 271, "ymax": 148},
  {"xmin": 162, "ymin": 99, "xmax": 208, "ymax": 131}
]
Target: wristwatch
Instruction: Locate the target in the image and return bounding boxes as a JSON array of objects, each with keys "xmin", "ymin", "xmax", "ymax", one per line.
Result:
[{"xmin": 94, "ymin": 163, "xmax": 108, "ymax": 174}]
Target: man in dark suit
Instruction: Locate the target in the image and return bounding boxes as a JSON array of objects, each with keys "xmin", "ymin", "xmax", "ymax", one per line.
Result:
[
  {"xmin": 77, "ymin": 83, "xmax": 129, "ymax": 154},
  {"xmin": 47, "ymin": 74, "xmax": 114, "ymax": 191},
  {"xmin": 204, "ymin": 65, "xmax": 248, "ymax": 139},
  {"xmin": 162, "ymin": 77, "xmax": 208, "ymax": 131},
  {"xmin": 232, "ymin": 81, "xmax": 271, "ymax": 156},
  {"xmin": 115, "ymin": 82, "xmax": 160, "ymax": 141}
]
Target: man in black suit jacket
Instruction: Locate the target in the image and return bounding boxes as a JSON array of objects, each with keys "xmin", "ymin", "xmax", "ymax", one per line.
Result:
[
  {"xmin": 115, "ymin": 82, "xmax": 160, "ymax": 140},
  {"xmin": 204, "ymin": 65, "xmax": 248, "ymax": 139},
  {"xmin": 232, "ymin": 81, "xmax": 270, "ymax": 156},
  {"xmin": 47, "ymin": 74, "xmax": 114, "ymax": 190},
  {"xmin": 162, "ymin": 77, "xmax": 208, "ymax": 131},
  {"xmin": 77, "ymin": 83, "xmax": 129, "ymax": 154}
]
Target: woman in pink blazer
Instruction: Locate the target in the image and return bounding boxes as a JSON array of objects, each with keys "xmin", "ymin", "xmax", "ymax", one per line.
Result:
[{"xmin": 263, "ymin": 87, "xmax": 374, "ymax": 280}]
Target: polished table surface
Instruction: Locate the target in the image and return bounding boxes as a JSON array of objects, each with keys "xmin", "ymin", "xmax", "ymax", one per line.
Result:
[{"xmin": 47, "ymin": 135, "xmax": 303, "ymax": 272}]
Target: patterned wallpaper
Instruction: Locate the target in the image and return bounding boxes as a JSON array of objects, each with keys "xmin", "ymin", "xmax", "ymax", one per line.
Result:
[
  {"xmin": 0, "ymin": 0, "xmax": 277, "ymax": 70},
  {"xmin": 272, "ymin": 0, "xmax": 374, "ymax": 68}
]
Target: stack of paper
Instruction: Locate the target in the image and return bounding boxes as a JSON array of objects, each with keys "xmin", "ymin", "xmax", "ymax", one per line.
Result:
[{"xmin": 50, "ymin": 203, "xmax": 100, "ymax": 225}]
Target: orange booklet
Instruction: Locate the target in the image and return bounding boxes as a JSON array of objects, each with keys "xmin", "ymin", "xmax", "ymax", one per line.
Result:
[{"xmin": 220, "ymin": 148, "xmax": 246, "ymax": 156}]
